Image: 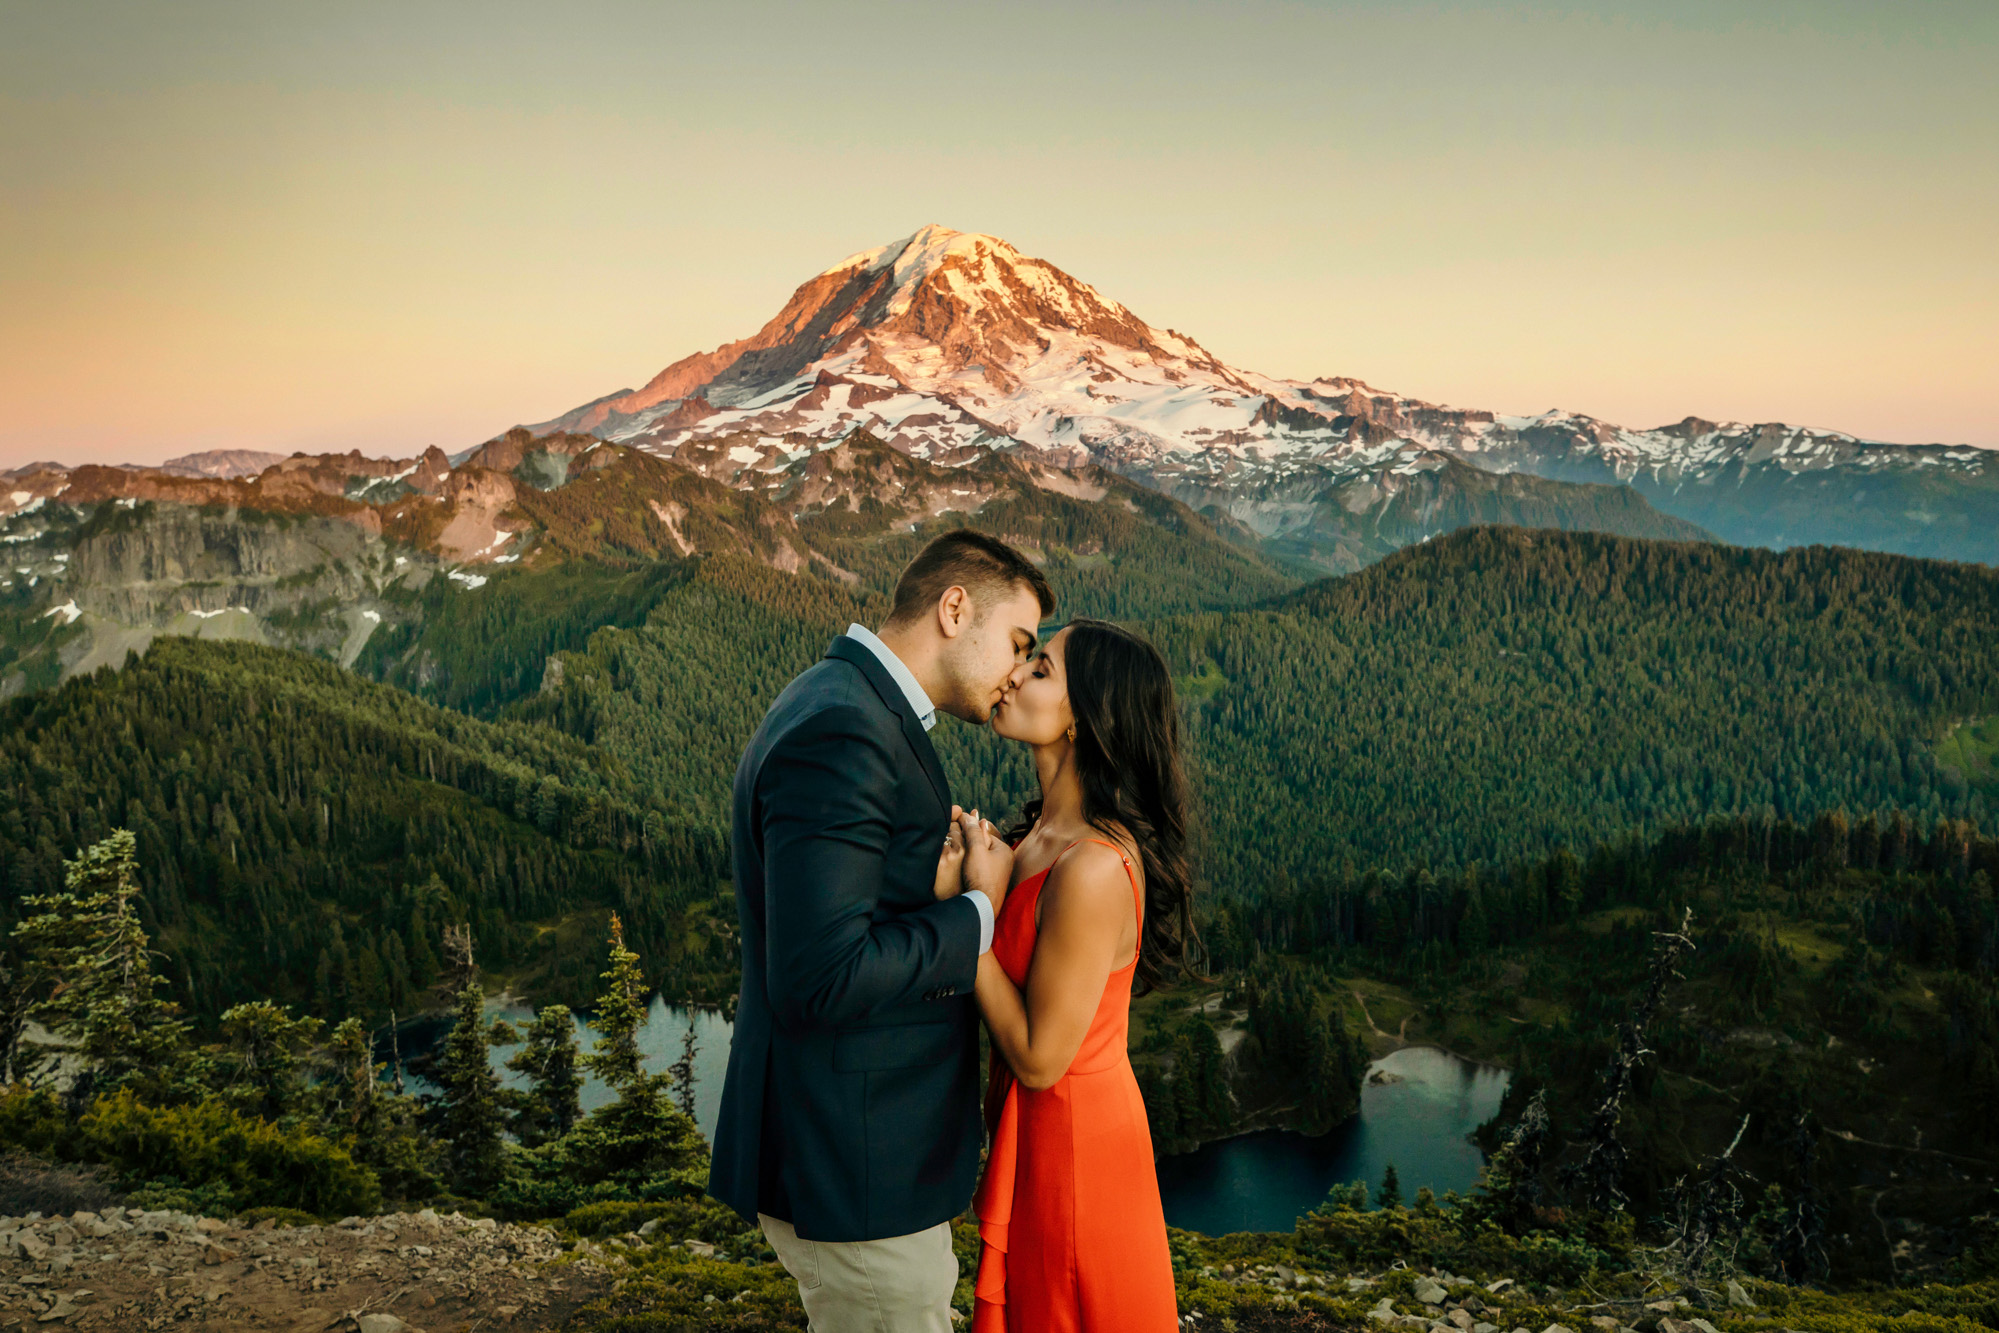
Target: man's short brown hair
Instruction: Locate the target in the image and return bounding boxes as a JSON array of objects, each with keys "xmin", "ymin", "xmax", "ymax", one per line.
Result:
[{"xmin": 885, "ymin": 529, "xmax": 1055, "ymax": 628}]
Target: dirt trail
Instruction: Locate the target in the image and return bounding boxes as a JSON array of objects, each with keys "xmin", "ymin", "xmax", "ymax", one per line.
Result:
[{"xmin": 1350, "ymin": 990, "xmax": 1418, "ymax": 1048}]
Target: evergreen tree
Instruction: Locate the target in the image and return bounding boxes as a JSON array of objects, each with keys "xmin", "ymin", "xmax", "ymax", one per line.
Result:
[
  {"xmin": 583, "ymin": 914, "xmax": 647, "ymax": 1091},
  {"xmin": 505, "ymin": 1005, "xmax": 584, "ymax": 1147},
  {"xmin": 1563, "ymin": 908, "xmax": 1696, "ymax": 1213},
  {"xmin": 218, "ymin": 1000, "xmax": 324, "ymax": 1122},
  {"xmin": 433, "ymin": 976, "xmax": 508, "ymax": 1195},
  {"xmin": 322, "ymin": 1017, "xmax": 379, "ymax": 1131},
  {"xmin": 1471, "ymin": 1090, "xmax": 1552, "ymax": 1233},
  {"xmin": 324, "ymin": 1016, "xmax": 436, "ymax": 1204},
  {"xmin": 669, "ymin": 1016, "xmax": 699, "ymax": 1121},
  {"xmin": 1378, "ymin": 1162, "xmax": 1403, "ymax": 1210},
  {"xmin": 11, "ymin": 829, "xmax": 195, "ymax": 1105}
]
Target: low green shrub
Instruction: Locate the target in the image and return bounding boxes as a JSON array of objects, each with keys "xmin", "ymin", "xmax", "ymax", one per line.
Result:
[
  {"xmin": 1726, "ymin": 1279, "xmax": 1999, "ymax": 1333},
  {"xmin": 0, "ymin": 1086, "xmax": 64, "ymax": 1156},
  {"xmin": 1293, "ymin": 1199, "xmax": 1625, "ymax": 1286},
  {"xmin": 74, "ymin": 1090, "xmax": 380, "ymax": 1219},
  {"xmin": 125, "ymin": 1176, "xmax": 238, "ymax": 1218}
]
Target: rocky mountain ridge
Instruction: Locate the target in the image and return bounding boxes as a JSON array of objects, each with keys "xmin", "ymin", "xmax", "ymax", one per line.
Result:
[{"xmin": 0, "ymin": 422, "xmax": 1288, "ymax": 700}]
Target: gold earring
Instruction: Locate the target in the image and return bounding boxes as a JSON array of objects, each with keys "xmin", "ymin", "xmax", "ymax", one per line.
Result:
[{"xmin": 1066, "ymin": 725, "xmax": 1076, "ymax": 742}]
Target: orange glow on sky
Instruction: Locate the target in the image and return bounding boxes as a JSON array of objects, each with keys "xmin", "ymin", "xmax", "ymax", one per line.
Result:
[{"xmin": 2, "ymin": 1, "xmax": 1993, "ymax": 469}]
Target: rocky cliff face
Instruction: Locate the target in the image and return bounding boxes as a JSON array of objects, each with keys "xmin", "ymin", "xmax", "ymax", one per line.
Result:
[{"xmin": 0, "ymin": 499, "xmax": 436, "ymax": 700}]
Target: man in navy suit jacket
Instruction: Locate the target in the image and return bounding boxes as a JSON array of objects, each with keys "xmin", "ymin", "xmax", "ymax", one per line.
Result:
[{"xmin": 711, "ymin": 529, "xmax": 1054, "ymax": 1333}]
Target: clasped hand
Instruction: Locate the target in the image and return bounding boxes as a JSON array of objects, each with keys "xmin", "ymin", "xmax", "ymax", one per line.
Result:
[{"xmin": 934, "ymin": 804, "xmax": 1013, "ymax": 916}]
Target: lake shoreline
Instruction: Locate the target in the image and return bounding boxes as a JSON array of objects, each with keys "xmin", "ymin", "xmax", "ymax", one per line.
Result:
[{"xmin": 1156, "ymin": 1046, "xmax": 1514, "ymax": 1235}]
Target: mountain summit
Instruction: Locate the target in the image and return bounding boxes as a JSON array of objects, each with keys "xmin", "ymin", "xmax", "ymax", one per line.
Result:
[
  {"xmin": 533, "ymin": 223, "xmax": 1244, "ymax": 457},
  {"xmin": 528, "ymin": 225, "xmax": 1996, "ymax": 565}
]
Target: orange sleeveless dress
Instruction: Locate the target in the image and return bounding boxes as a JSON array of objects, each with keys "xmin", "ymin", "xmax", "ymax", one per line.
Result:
[{"xmin": 971, "ymin": 839, "xmax": 1179, "ymax": 1333}]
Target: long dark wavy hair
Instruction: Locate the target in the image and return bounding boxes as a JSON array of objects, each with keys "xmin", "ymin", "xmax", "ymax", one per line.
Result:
[{"xmin": 1004, "ymin": 618, "xmax": 1204, "ymax": 993}]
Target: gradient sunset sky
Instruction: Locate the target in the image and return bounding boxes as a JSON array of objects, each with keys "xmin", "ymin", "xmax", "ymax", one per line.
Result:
[{"xmin": 3, "ymin": 0, "xmax": 1994, "ymax": 469}]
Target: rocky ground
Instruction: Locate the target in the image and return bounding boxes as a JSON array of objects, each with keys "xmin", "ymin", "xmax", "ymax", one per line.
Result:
[{"xmin": 0, "ymin": 1206, "xmax": 612, "ymax": 1331}]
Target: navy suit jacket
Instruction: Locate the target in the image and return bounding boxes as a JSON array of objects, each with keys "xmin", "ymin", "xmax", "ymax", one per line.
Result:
[{"xmin": 708, "ymin": 636, "xmax": 985, "ymax": 1241}]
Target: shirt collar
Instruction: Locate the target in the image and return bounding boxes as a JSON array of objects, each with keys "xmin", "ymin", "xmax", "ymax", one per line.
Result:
[{"xmin": 844, "ymin": 622, "xmax": 937, "ymax": 731}]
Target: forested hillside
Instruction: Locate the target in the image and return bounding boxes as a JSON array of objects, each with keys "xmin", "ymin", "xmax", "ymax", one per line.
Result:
[
  {"xmin": 0, "ymin": 639, "xmax": 734, "ymax": 1025},
  {"xmin": 1159, "ymin": 528, "xmax": 1999, "ymax": 886}
]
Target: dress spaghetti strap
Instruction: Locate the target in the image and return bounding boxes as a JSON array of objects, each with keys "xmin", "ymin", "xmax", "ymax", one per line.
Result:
[{"xmin": 1045, "ymin": 836, "xmax": 1144, "ymax": 943}]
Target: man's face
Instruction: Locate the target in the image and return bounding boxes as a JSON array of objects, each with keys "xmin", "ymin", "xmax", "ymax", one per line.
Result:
[{"xmin": 936, "ymin": 585, "xmax": 1043, "ymax": 724}]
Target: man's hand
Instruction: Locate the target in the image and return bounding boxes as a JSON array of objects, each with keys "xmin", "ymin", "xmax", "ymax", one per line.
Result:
[
  {"xmin": 933, "ymin": 807, "xmax": 968, "ymax": 901},
  {"xmin": 959, "ymin": 807, "xmax": 1014, "ymax": 918}
]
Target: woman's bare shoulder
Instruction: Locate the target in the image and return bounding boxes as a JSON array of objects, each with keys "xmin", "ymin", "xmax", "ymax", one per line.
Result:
[{"xmin": 1041, "ymin": 838, "xmax": 1138, "ymax": 911}]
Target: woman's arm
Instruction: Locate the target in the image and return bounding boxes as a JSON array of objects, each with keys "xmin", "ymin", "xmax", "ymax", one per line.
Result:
[{"xmin": 976, "ymin": 841, "xmax": 1133, "ymax": 1091}]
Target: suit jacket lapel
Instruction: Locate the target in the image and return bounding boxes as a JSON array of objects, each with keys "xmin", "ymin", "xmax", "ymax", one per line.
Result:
[{"xmin": 824, "ymin": 637, "xmax": 952, "ymax": 815}]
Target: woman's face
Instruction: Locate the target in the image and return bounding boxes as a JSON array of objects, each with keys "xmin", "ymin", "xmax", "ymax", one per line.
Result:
[{"xmin": 991, "ymin": 625, "xmax": 1074, "ymax": 746}]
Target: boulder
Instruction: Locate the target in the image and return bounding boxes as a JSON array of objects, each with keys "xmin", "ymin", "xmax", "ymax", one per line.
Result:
[
  {"xmin": 1415, "ymin": 1279, "xmax": 1449, "ymax": 1305},
  {"xmin": 1726, "ymin": 1281, "xmax": 1755, "ymax": 1309}
]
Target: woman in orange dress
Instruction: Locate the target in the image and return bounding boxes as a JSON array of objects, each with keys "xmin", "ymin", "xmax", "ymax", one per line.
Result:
[{"xmin": 950, "ymin": 618, "xmax": 1200, "ymax": 1333}]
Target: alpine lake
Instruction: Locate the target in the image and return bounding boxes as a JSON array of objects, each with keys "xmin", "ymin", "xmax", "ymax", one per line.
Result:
[{"xmin": 402, "ymin": 1003, "xmax": 1509, "ymax": 1236}]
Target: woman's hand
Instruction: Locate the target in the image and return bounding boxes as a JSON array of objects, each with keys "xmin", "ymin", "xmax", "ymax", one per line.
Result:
[{"xmin": 933, "ymin": 806, "xmax": 969, "ymax": 901}]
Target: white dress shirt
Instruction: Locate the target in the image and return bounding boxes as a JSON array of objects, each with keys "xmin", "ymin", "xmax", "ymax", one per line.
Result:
[{"xmin": 844, "ymin": 623, "xmax": 995, "ymax": 955}]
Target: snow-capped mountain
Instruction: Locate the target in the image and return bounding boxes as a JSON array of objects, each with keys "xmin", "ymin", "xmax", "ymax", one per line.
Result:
[{"xmin": 531, "ymin": 224, "xmax": 1996, "ymax": 567}]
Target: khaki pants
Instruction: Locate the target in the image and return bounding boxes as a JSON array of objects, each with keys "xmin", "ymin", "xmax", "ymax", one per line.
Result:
[{"xmin": 759, "ymin": 1212, "xmax": 958, "ymax": 1333}]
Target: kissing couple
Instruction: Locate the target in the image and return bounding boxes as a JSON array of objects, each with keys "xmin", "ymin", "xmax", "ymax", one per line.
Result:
[{"xmin": 711, "ymin": 529, "xmax": 1193, "ymax": 1332}]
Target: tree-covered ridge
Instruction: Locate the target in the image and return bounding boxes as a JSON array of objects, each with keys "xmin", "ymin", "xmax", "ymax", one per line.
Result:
[
  {"xmin": 1156, "ymin": 528, "xmax": 1999, "ymax": 884},
  {"xmin": 510, "ymin": 556, "xmax": 877, "ymax": 823},
  {"xmin": 0, "ymin": 638, "xmax": 732, "ymax": 1026},
  {"xmin": 356, "ymin": 559, "xmax": 700, "ymax": 719}
]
